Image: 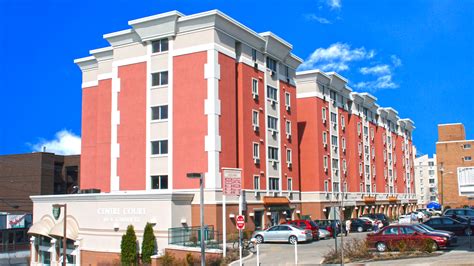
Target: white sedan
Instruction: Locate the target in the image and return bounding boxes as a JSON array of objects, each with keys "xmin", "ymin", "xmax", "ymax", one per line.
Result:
[{"xmin": 252, "ymin": 224, "xmax": 313, "ymax": 244}]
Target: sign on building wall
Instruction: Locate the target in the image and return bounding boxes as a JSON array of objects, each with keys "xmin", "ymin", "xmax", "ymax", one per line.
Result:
[
  {"xmin": 223, "ymin": 168, "xmax": 242, "ymax": 196},
  {"xmin": 7, "ymin": 214, "xmax": 26, "ymax": 229},
  {"xmin": 458, "ymin": 167, "xmax": 474, "ymax": 196}
]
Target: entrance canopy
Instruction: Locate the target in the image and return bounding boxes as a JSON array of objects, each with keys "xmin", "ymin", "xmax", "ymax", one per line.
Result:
[
  {"xmin": 28, "ymin": 217, "xmax": 55, "ymax": 238},
  {"xmin": 49, "ymin": 218, "xmax": 79, "ymax": 240},
  {"xmin": 262, "ymin": 196, "xmax": 290, "ymax": 206}
]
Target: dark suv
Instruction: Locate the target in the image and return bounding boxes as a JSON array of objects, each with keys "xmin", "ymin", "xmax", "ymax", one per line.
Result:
[
  {"xmin": 361, "ymin": 213, "xmax": 390, "ymax": 227},
  {"xmin": 287, "ymin": 220, "xmax": 320, "ymax": 240},
  {"xmin": 443, "ymin": 208, "xmax": 474, "ymax": 218}
]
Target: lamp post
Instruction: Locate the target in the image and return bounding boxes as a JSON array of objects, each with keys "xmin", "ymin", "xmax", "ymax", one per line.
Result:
[
  {"xmin": 439, "ymin": 167, "xmax": 453, "ymax": 208},
  {"xmin": 187, "ymin": 173, "xmax": 205, "ymax": 266},
  {"xmin": 53, "ymin": 204, "xmax": 67, "ymax": 266}
]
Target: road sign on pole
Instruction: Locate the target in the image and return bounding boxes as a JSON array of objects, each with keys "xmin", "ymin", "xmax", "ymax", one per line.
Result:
[
  {"xmin": 223, "ymin": 169, "xmax": 242, "ymax": 196},
  {"xmin": 236, "ymin": 215, "xmax": 245, "ymax": 230}
]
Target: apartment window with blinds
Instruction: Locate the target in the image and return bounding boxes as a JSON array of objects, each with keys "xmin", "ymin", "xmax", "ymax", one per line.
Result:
[
  {"xmin": 341, "ymin": 115, "xmax": 345, "ymax": 128},
  {"xmin": 252, "ymin": 110, "xmax": 259, "ymax": 126},
  {"xmin": 268, "ymin": 116, "xmax": 278, "ymax": 131},
  {"xmin": 253, "ymin": 143, "xmax": 260, "ymax": 159},
  {"xmin": 322, "ymin": 107, "xmax": 327, "ymax": 121},
  {"xmin": 267, "ymin": 86, "xmax": 278, "ymax": 102},
  {"xmin": 286, "ymin": 149, "xmax": 292, "ymax": 163},
  {"xmin": 342, "ymin": 138, "xmax": 346, "ymax": 150},
  {"xmin": 333, "ymin": 182, "xmax": 340, "ymax": 193},
  {"xmin": 151, "ymin": 175, "xmax": 168, "ymax": 189},
  {"xmin": 151, "ymin": 105, "xmax": 168, "ymax": 120},
  {"xmin": 252, "ymin": 78, "xmax": 258, "ymax": 96},
  {"xmin": 286, "ymin": 120, "xmax": 291, "ymax": 135},
  {"xmin": 323, "ymin": 156, "xmax": 328, "ymax": 169},
  {"xmin": 323, "ymin": 131, "xmax": 328, "ymax": 145},
  {"xmin": 151, "ymin": 71, "xmax": 168, "ymax": 86},
  {"xmin": 268, "ymin": 147, "xmax": 279, "ymax": 161},
  {"xmin": 324, "ymin": 180, "xmax": 329, "ymax": 192},
  {"xmin": 151, "ymin": 140, "xmax": 168, "ymax": 155},
  {"xmin": 331, "ymin": 135, "xmax": 338, "ymax": 146},
  {"xmin": 252, "ymin": 49, "xmax": 257, "ymax": 62},
  {"xmin": 269, "ymin": 177, "xmax": 279, "ymax": 190},
  {"xmin": 151, "ymin": 39, "xmax": 169, "ymax": 53},
  {"xmin": 285, "ymin": 92, "xmax": 291, "ymax": 108},
  {"xmin": 287, "ymin": 178, "xmax": 293, "ymax": 191},
  {"xmin": 254, "ymin": 175, "xmax": 260, "ymax": 190},
  {"xmin": 266, "ymin": 57, "xmax": 277, "ymax": 72},
  {"xmin": 330, "ymin": 112, "xmax": 337, "ymax": 123},
  {"xmin": 342, "ymin": 159, "xmax": 347, "ymax": 171}
]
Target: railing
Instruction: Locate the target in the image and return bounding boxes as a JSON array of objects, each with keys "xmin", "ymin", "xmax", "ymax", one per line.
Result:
[{"xmin": 168, "ymin": 226, "xmax": 222, "ymax": 250}]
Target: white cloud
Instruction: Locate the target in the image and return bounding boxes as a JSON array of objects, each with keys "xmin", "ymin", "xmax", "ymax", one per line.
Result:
[
  {"xmin": 328, "ymin": 0, "xmax": 341, "ymax": 9},
  {"xmin": 391, "ymin": 55, "xmax": 402, "ymax": 67},
  {"xmin": 360, "ymin": 64, "xmax": 391, "ymax": 75},
  {"xmin": 304, "ymin": 14, "xmax": 331, "ymax": 24},
  {"xmin": 299, "ymin": 43, "xmax": 375, "ymax": 71},
  {"xmin": 354, "ymin": 75, "xmax": 399, "ymax": 91},
  {"xmin": 32, "ymin": 130, "xmax": 81, "ymax": 155}
]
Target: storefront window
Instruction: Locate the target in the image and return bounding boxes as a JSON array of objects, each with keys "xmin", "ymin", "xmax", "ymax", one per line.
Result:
[{"xmin": 254, "ymin": 211, "xmax": 263, "ymax": 230}]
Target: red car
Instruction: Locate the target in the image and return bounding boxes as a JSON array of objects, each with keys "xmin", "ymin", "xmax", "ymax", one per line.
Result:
[
  {"xmin": 287, "ymin": 220, "xmax": 320, "ymax": 240},
  {"xmin": 366, "ymin": 224, "xmax": 456, "ymax": 252}
]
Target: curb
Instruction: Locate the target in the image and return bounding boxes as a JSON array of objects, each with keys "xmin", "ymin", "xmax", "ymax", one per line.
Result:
[{"xmin": 229, "ymin": 251, "xmax": 254, "ymax": 266}]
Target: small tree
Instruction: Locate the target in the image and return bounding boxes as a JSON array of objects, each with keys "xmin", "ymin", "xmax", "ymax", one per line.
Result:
[
  {"xmin": 121, "ymin": 225, "xmax": 138, "ymax": 265},
  {"xmin": 141, "ymin": 223, "xmax": 156, "ymax": 264}
]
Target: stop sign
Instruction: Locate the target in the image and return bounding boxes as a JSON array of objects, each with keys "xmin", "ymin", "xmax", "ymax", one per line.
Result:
[{"xmin": 236, "ymin": 215, "xmax": 245, "ymax": 230}]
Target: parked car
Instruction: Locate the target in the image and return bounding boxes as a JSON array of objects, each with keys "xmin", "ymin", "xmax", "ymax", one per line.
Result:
[
  {"xmin": 414, "ymin": 224, "xmax": 456, "ymax": 238},
  {"xmin": 319, "ymin": 228, "xmax": 331, "ymax": 239},
  {"xmin": 426, "ymin": 208, "xmax": 442, "ymax": 216},
  {"xmin": 366, "ymin": 224, "xmax": 456, "ymax": 252},
  {"xmin": 451, "ymin": 215, "xmax": 474, "ymax": 225},
  {"xmin": 443, "ymin": 208, "xmax": 474, "ymax": 218},
  {"xmin": 416, "ymin": 209, "xmax": 433, "ymax": 218},
  {"xmin": 252, "ymin": 224, "xmax": 313, "ymax": 244},
  {"xmin": 348, "ymin": 218, "xmax": 373, "ymax": 232},
  {"xmin": 358, "ymin": 216, "xmax": 375, "ymax": 225},
  {"xmin": 424, "ymin": 217, "xmax": 473, "ymax": 236},
  {"xmin": 314, "ymin": 219, "xmax": 341, "ymax": 237},
  {"xmin": 361, "ymin": 213, "xmax": 390, "ymax": 227},
  {"xmin": 287, "ymin": 219, "xmax": 320, "ymax": 240}
]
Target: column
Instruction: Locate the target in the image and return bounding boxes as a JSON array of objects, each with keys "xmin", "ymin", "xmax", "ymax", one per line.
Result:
[
  {"xmin": 30, "ymin": 236, "xmax": 36, "ymax": 265},
  {"xmin": 50, "ymin": 239, "xmax": 57, "ymax": 266}
]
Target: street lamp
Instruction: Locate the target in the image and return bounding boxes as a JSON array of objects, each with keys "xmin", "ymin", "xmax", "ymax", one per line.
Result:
[
  {"xmin": 52, "ymin": 204, "xmax": 67, "ymax": 266},
  {"xmin": 439, "ymin": 167, "xmax": 453, "ymax": 207},
  {"xmin": 187, "ymin": 173, "xmax": 205, "ymax": 266}
]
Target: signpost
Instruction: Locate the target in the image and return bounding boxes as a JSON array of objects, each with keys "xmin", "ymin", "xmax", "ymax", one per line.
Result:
[
  {"xmin": 222, "ymin": 168, "xmax": 242, "ymax": 258},
  {"xmin": 236, "ymin": 215, "xmax": 245, "ymax": 266}
]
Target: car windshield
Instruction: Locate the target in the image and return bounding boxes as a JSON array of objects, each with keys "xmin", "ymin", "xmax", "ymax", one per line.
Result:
[
  {"xmin": 453, "ymin": 216, "xmax": 468, "ymax": 223},
  {"xmin": 414, "ymin": 224, "xmax": 429, "ymax": 232},
  {"xmin": 418, "ymin": 224, "xmax": 435, "ymax": 231}
]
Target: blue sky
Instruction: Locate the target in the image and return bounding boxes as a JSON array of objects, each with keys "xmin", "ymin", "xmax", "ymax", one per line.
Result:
[{"xmin": 0, "ymin": 0, "xmax": 472, "ymax": 156}]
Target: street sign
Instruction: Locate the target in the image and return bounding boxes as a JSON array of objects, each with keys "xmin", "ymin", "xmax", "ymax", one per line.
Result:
[
  {"xmin": 223, "ymin": 168, "xmax": 242, "ymax": 196},
  {"xmin": 236, "ymin": 215, "xmax": 245, "ymax": 230}
]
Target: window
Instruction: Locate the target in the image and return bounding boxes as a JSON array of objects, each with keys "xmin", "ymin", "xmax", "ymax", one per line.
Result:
[
  {"xmin": 286, "ymin": 120, "xmax": 291, "ymax": 135},
  {"xmin": 429, "ymin": 179, "xmax": 435, "ymax": 184},
  {"xmin": 358, "ymin": 143, "xmax": 362, "ymax": 153},
  {"xmin": 254, "ymin": 175, "xmax": 260, "ymax": 190},
  {"xmin": 359, "ymin": 163, "xmax": 363, "ymax": 174},
  {"xmin": 370, "ymin": 127, "xmax": 374, "ymax": 138},
  {"xmin": 373, "ymin": 184, "xmax": 376, "ymax": 193},
  {"xmin": 323, "ymin": 156, "xmax": 328, "ymax": 169},
  {"xmin": 151, "ymin": 140, "xmax": 168, "ymax": 155},
  {"xmin": 332, "ymin": 158, "xmax": 339, "ymax": 169},
  {"xmin": 360, "ymin": 183, "xmax": 363, "ymax": 192},
  {"xmin": 343, "ymin": 182, "xmax": 348, "ymax": 192},
  {"xmin": 252, "ymin": 79, "xmax": 259, "ymax": 96},
  {"xmin": 287, "ymin": 178, "xmax": 293, "ymax": 191},
  {"xmin": 331, "ymin": 135, "xmax": 338, "ymax": 146},
  {"xmin": 330, "ymin": 112, "xmax": 337, "ymax": 123},
  {"xmin": 268, "ymin": 116, "xmax": 278, "ymax": 131},
  {"xmin": 253, "ymin": 143, "xmax": 260, "ymax": 159},
  {"xmin": 252, "ymin": 49, "xmax": 257, "ymax": 62},
  {"xmin": 341, "ymin": 115, "xmax": 345, "ymax": 128},
  {"xmin": 252, "ymin": 110, "xmax": 259, "ymax": 127},
  {"xmin": 342, "ymin": 138, "xmax": 346, "ymax": 150},
  {"xmin": 323, "ymin": 131, "xmax": 328, "ymax": 145},
  {"xmin": 268, "ymin": 147, "xmax": 279, "ymax": 161},
  {"xmin": 267, "ymin": 86, "xmax": 278, "ymax": 102},
  {"xmin": 151, "ymin": 175, "xmax": 168, "ymax": 189},
  {"xmin": 322, "ymin": 107, "xmax": 327, "ymax": 122},
  {"xmin": 151, "ymin": 105, "xmax": 168, "ymax": 120},
  {"xmin": 285, "ymin": 92, "xmax": 291, "ymax": 108},
  {"xmin": 342, "ymin": 159, "xmax": 347, "ymax": 171},
  {"xmin": 286, "ymin": 149, "xmax": 292, "ymax": 163},
  {"xmin": 464, "ymin": 156, "xmax": 472, "ymax": 161},
  {"xmin": 428, "ymin": 161, "xmax": 435, "ymax": 166},
  {"xmin": 151, "ymin": 71, "xmax": 168, "ymax": 86},
  {"xmin": 333, "ymin": 182, "xmax": 340, "ymax": 192},
  {"xmin": 357, "ymin": 122, "xmax": 361, "ymax": 135},
  {"xmin": 366, "ymin": 184, "xmax": 371, "ymax": 193},
  {"xmin": 429, "ymin": 170, "xmax": 435, "ymax": 176},
  {"xmin": 400, "ymin": 227, "xmax": 416, "ymax": 235},
  {"xmin": 364, "ymin": 126, "xmax": 369, "ymax": 135},
  {"xmin": 429, "ymin": 188, "xmax": 435, "ymax": 193},
  {"xmin": 324, "ymin": 180, "xmax": 329, "ymax": 192},
  {"xmin": 266, "ymin": 57, "xmax": 277, "ymax": 72},
  {"xmin": 151, "ymin": 39, "xmax": 169, "ymax": 53},
  {"xmin": 464, "ymin": 144, "xmax": 472, "ymax": 149},
  {"xmin": 269, "ymin": 177, "xmax": 279, "ymax": 190}
]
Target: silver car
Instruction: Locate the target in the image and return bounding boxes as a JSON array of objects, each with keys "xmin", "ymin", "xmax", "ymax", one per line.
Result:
[
  {"xmin": 252, "ymin": 224, "xmax": 312, "ymax": 244},
  {"xmin": 319, "ymin": 228, "xmax": 330, "ymax": 239}
]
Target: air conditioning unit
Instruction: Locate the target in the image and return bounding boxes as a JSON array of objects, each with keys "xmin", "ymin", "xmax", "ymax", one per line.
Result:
[
  {"xmin": 342, "ymin": 147, "xmax": 346, "ymax": 153},
  {"xmin": 270, "ymin": 70, "xmax": 275, "ymax": 76},
  {"xmin": 343, "ymin": 168, "xmax": 347, "ymax": 174},
  {"xmin": 323, "ymin": 142, "xmax": 327, "ymax": 148},
  {"xmin": 286, "ymin": 133, "xmax": 291, "ymax": 140},
  {"xmin": 325, "ymin": 193, "xmax": 330, "ymax": 199},
  {"xmin": 252, "ymin": 93, "xmax": 259, "ymax": 100},
  {"xmin": 254, "ymin": 158, "xmax": 260, "ymax": 165},
  {"xmin": 273, "ymin": 191, "xmax": 278, "ymax": 197},
  {"xmin": 359, "ymin": 171, "xmax": 363, "ymax": 177},
  {"xmin": 333, "ymin": 145, "xmax": 338, "ymax": 152},
  {"xmin": 254, "ymin": 62, "xmax": 258, "ymax": 69},
  {"xmin": 271, "ymin": 100, "xmax": 276, "ymax": 107},
  {"xmin": 271, "ymin": 130, "xmax": 276, "ymax": 136},
  {"xmin": 253, "ymin": 125, "xmax": 259, "ymax": 132},
  {"xmin": 324, "ymin": 167, "xmax": 328, "ymax": 173},
  {"xmin": 288, "ymin": 191, "xmax": 293, "ymax": 197},
  {"xmin": 322, "ymin": 118, "xmax": 327, "ymax": 124},
  {"xmin": 272, "ymin": 160, "xmax": 277, "ymax": 167},
  {"xmin": 341, "ymin": 125, "xmax": 345, "ymax": 131},
  {"xmin": 358, "ymin": 130, "xmax": 361, "ymax": 136},
  {"xmin": 254, "ymin": 191, "xmax": 259, "ymax": 197},
  {"xmin": 286, "ymin": 105, "xmax": 290, "ymax": 111},
  {"xmin": 287, "ymin": 162, "xmax": 292, "ymax": 168}
]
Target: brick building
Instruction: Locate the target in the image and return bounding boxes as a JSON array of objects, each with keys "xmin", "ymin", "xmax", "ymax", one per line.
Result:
[
  {"xmin": 436, "ymin": 123, "xmax": 474, "ymax": 207},
  {"xmin": 0, "ymin": 152, "xmax": 80, "ymax": 213}
]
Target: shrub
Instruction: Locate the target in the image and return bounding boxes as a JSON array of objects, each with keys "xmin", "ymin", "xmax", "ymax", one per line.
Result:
[
  {"xmin": 185, "ymin": 253, "xmax": 195, "ymax": 266},
  {"xmin": 160, "ymin": 252, "xmax": 175, "ymax": 266},
  {"xmin": 121, "ymin": 225, "xmax": 138, "ymax": 266},
  {"xmin": 141, "ymin": 223, "xmax": 156, "ymax": 264},
  {"xmin": 323, "ymin": 238, "xmax": 372, "ymax": 263},
  {"xmin": 206, "ymin": 256, "xmax": 222, "ymax": 266}
]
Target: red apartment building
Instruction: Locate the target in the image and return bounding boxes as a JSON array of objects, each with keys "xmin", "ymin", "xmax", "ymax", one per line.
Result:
[
  {"xmin": 296, "ymin": 70, "xmax": 417, "ymax": 220},
  {"xmin": 28, "ymin": 10, "xmax": 416, "ymax": 265}
]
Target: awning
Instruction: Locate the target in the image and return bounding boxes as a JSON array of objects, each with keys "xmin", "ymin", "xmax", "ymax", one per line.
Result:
[
  {"xmin": 262, "ymin": 196, "xmax": 290, "ymax": 206},
  {"xmin": 28, "ymin": 218, "xmax": 55, "ymax": 238},
  {"xmin": 49, "ymin": 218, "xmax": 79, "ymax": 240}
]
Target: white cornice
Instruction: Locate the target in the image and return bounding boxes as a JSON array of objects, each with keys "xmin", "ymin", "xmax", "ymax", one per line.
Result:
[
  {"xmin": 30, "ymin": 191, "xmax": 195, "ymax": 203},
  {"xmin": 73, "ymin": 56, "xmax": 97, "ymax": 71},
  {"xmin": 259, "ymin": 31, "xmax": 292, "ymax": 49},
  {"xmin": 128, "ymin": 10, "xmax": 184, "ymax": 25}
]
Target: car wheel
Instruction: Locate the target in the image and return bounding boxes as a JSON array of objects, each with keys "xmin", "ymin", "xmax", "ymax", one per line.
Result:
[
  {"xmin": 289, "ymin": 235, "xmax": 298, "ymax": 245},
  {"xmin": 255, "ymin": 235, "xmax": 264, "ymax": 244},
  {"xmin": 431, "ymin": 241, "xmax": 439, "ymax": 251},
  {"xmin": 376, "ymin": 242, "xmax": 387, "ymax": 252},
  {"xmin": 357, "ymin": 226, "xmax": 363, "ymax": 232}
]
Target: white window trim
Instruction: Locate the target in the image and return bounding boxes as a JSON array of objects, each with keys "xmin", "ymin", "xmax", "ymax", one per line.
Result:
[
  {"xmin": 253, "ymin": 142, "xmax": 260, "ymax": 159},
  {"xmin": 151, "ymin": 105, "xmax": 169, "ymax": 122},
  {"xmin": 254, "ymin": 175, "xmax": 260, "ymax": 190},
  {"xmin": 151, "ymin": 139, "xmax": 168, "ymax": 157},
  {"xmin": 286, "ymin": 120, "xmax": 291, "ymax": 135},
  {"xmin": 285, "ymin": 92, "xmax": 291, "ymax": 109},
  {"xmin": 287, "ymin": 177, "xmax": 293, "ymax": 191},
  {"xmin": 286, "ymin": 148, "xmax": 292, "ymax": 163},
  {"xmin": 151, "ymin": 39, "xmax": 169, "ymax": 54},
  {"xmin": 267, "ymin": 115, "xmax": 279, "ymax": 132},
  {"xmin": 252, "ymin": 109, "xmax": 259, "ymax": 126},
  {"xmin": 151, "ymin": 70, "xmax": 169, "ymax": 88},
  {"xmin": 252, "ymin": 78, "xmax": 259, "ymax": 96},
  {"xmin": 268, "ymin": 145, "xmax": 279, "ymax": 162}
]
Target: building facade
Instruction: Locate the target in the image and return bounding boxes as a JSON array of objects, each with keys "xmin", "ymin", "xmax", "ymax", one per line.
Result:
[
  {"xmin": 436, "ymin": 123, "xmax": 474, "ymax": 208},
  {"xmin": 0, "ymin": 152, "xmax": 79, "ymax": 213},
  {"xmin": 296, "ymin": 70, "xmax": 417, "ymax": 220},
  {"xmin": 28, "ymin": 10, "xmax": 417, "ymax": 265},
  {"xmin": 414, "ymin": 154, "xmax": 438, "ymax": 206}
]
